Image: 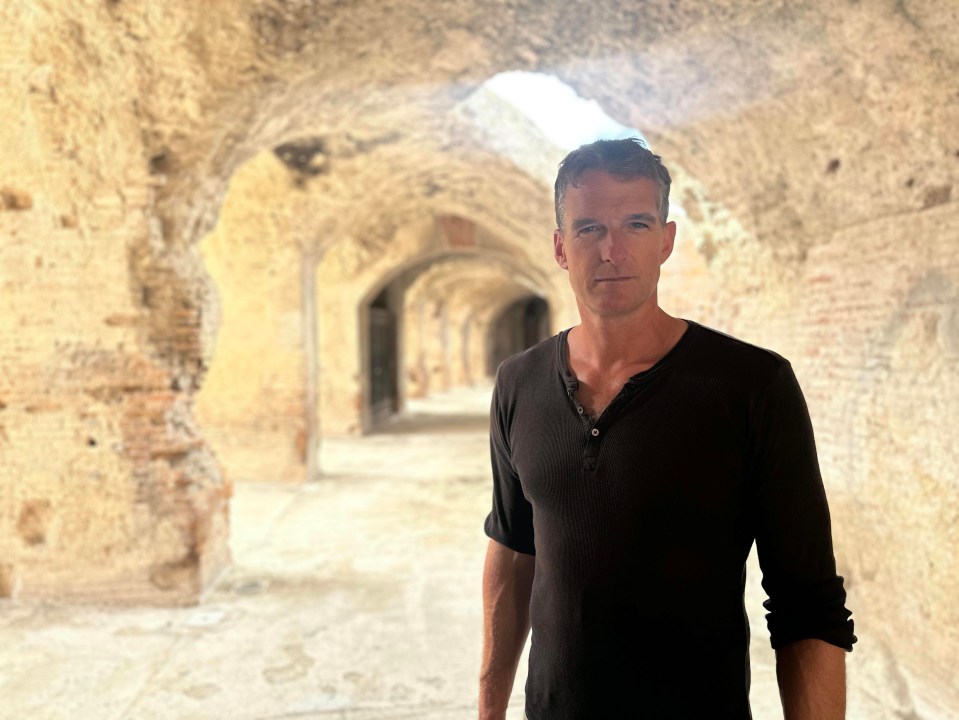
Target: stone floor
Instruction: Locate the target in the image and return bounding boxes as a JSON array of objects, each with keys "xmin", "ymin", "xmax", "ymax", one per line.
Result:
[{"xmin": 0, "ymin": 385, "xmax": 897, "ymax": 719}]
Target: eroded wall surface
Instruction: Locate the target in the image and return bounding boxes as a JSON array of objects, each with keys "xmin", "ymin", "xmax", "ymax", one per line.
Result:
[{"xmin": 0, "ymin": 0, "xmax": 232, "ymax": 604}]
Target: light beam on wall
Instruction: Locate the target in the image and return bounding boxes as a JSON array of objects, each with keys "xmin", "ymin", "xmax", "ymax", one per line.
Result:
[{"xmin": 469, "ymin": 71, "xmax": 683, "ymax": 218}]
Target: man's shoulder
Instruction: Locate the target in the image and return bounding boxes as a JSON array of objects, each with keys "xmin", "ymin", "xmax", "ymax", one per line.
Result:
[
  {"xmin": 496, "ymin": 333, "xmax": 560, "ymax": 379},
  {"xmin": 493, "ymin": 332, "xmax": 562, "ymax": 403},
  {"xmin": 685, "ymin": 321, "xmax": 790, "ymax": 387}
]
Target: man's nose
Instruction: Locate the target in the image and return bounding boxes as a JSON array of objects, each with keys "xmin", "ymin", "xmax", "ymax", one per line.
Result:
[{"xmin": 600, "ymin": 230, "xmax": 628, "ymax": 264}]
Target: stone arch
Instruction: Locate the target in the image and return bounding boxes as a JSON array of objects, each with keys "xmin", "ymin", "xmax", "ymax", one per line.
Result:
[
  {"xmin": 192, "ymin": 123, "xmax": 566, "ymax": 486},
  {"xmin": 344, "ymin": 238, "xmax": 555, "ymax": 432},
  {"xmin": 397, "ymin": 257, "xmax": 551, "ymax": 400}
]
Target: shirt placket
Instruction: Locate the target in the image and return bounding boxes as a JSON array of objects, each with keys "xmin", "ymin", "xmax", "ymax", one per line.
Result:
[{"xmin": 568, "ymin": 384, "xmax": 639, "ymax": 472}]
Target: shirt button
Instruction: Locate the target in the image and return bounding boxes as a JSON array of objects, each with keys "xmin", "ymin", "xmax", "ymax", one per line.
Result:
[
  {"xmin": 577, "ymin": 406, "xmax": 584, "ymax": 414},
  {"xmin": 591, "ymin": 428, "xmax": 600, "ymax": 437}
]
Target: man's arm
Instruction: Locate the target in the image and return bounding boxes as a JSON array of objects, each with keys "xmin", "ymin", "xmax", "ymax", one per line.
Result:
[
  {"xmin": 479, "ymin": 539, "xmax": 535, "ymax": 720},
  {"xmin": 776, "ymin": 638, "xmax": 846, "ymax": 719},
  {"xmin": 747, "ymin": 362, "xmax": 855, "ymax": 716}
]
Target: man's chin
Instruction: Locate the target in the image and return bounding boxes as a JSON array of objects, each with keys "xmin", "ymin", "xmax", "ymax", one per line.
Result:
[{"xmin": 583, "ymin": 302, "xmax": 645, "ymax": 319}]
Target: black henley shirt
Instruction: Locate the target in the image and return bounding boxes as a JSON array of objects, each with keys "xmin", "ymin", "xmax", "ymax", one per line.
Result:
[{"xmin": 484, "ymin": 320, "xmax": 855, "ymax": 719}]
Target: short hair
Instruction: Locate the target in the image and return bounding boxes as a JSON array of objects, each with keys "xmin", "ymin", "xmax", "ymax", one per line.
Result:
[{"xmin": 554, "ymin": 137, "xmax": 672, "ymax": 230}]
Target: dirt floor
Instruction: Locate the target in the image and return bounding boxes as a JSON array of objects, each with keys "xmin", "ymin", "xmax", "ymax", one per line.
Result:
[{"xmin": 0, "ymin": 385, "xmax": 888, "ymax": 719}]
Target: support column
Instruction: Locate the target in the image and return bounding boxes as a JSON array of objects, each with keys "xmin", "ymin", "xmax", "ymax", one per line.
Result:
[{"xmin": 302, "ymin": 248, "xmax": 319, "ymax": 481}]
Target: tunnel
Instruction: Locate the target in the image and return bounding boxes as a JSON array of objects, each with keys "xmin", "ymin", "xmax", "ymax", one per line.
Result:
[
  {"xmin": 1, "ymin": 2, "xmax": 958, "ymax": 718},
  {"xmin": 367, "ymin": 287, "xmax": 400, "ymax": 425},
  {"xmin": 487, "ymin": 295, "xmax": 551, "ymax": 376}
]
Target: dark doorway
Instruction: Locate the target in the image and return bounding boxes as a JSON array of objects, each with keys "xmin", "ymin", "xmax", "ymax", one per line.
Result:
[
  {"xmin": 488, "ymin": 296, "xmax": 550, "ymax": 374},
  {"xmin": 369, "ymin": 289, "xmax": 399, "ymax": 425}
]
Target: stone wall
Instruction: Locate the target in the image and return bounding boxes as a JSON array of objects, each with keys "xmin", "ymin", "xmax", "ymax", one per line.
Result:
[
  {"xmin": 0, "ymin": 0, "xmax": 231, "ymax": 604},
  {"xmin": 195, "ymin": 152, "xmax": 308, "ymax": 484}
]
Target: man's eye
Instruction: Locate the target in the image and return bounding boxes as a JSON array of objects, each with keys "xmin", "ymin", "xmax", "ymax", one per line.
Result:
[
  {"xmin": 629, "ymin": 222, "xmax": 649, "ymax": 230},
  {"xmin": 578, "ymin": 225, "xmax": 600, "ymax": 235}
]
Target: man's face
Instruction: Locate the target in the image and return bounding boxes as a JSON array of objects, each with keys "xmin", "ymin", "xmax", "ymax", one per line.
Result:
[{"xmin": 553, "ymin": 169, "xmax": 676, "ymax": 320}]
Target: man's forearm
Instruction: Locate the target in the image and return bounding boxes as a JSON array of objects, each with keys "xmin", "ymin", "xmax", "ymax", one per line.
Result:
[
  {"xmin": 776, "ymin": 638, "xmax": 846, "ymax": 720},
  {"xmin": 479, "ymin": 540, "xmax": 534, "ymax": 720}
]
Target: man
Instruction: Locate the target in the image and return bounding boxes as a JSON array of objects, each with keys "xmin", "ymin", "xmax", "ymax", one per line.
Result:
[{"xmin": 479, "ymin": 138, "xmax": 855, "ymax": 719}]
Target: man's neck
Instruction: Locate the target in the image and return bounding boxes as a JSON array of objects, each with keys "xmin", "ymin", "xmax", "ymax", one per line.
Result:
[{"xmin": 568, "ymin": 305, "xmax": 686, "ymax": 373}]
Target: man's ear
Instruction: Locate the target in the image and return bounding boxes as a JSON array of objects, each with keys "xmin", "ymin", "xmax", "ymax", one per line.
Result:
[
  {"xmin": 660, "ymin": 221, "xmax": 677, "ymax": 264},
  {"xmin": 553, "ymin": 229, "xmax": 568, "ymax": 270}
]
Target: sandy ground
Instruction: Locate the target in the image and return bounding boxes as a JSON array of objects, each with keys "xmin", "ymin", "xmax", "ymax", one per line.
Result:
[{"xmin": 0, "ymin": 385, "xmax": 888, "ymax": 719}]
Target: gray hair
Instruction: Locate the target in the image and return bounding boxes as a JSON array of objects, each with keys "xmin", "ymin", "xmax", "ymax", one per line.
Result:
[{"xmin": 554, "ymin": 137, "xmax": 672, "ymax": 230}]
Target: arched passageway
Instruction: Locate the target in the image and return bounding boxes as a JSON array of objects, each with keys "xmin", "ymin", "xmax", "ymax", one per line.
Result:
[
  {"xmin": 193, "ymin": 134, "xmax": 564, "ymax": 481},
  {"xmin": 356, "ymin": 250, "xmax": 554, "ymax": 434},
  {"xmin": 487, "ymin": 295, "xmax": 550, "ymax": 375}
]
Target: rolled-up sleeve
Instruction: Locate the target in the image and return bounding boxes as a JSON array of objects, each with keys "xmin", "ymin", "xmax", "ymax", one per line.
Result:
[
  {"xmin": 749, "ymin": 362, "xmax": 856, "ymax": 651},
  {"xmin": 483, "ymin": 372, "xmax": 535, "ymax": 556}
]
